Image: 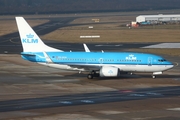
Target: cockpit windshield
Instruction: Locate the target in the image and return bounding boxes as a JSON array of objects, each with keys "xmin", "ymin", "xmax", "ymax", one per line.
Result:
[{"xmin": 158, "ymin": 59, "xmax": 166, "ymax": 62}]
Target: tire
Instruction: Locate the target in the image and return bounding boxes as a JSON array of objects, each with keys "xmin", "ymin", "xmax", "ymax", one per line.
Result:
[{"xmin": 87, "ymin": 74, "xmax": 93, "ymax": 79}]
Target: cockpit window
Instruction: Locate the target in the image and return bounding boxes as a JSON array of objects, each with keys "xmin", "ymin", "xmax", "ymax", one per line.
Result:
[{"xmin": 158, "ymin": 59, "xmax": 166, "ymax": 62}]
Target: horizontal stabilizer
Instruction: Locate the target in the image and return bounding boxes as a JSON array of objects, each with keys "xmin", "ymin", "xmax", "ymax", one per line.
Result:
[{"xmin": 21, "ymin": 53, "xmax": 36, "ymax": 56}]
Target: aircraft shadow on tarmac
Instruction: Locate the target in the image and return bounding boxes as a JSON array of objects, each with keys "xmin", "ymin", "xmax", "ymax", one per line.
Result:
[{"xmin": 63, "ymin": 72, "xmax": 180, "ymax": 80}]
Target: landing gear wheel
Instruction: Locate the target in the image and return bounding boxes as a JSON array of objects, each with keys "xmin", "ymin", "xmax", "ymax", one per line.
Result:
[
  {"xmin": 152, "ymin": 75, "xmax": 156, "ymax": 79},
  {"xmin": 87, "ymin": 74, "xmax": 93, "ymax": 79},
  {"xmin": 91, "ymin": 70, "xmax": 95, "ymax": 75},
  {"xmin": 90, "ymin": 70, "xmax": 99, "ymax": 77}
]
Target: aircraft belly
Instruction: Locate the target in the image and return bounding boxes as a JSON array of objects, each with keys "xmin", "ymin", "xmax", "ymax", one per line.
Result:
[
  {"xmin": 38, "ymin": 62, "xmax": 172, "ymax": 73},
  {"xmin": 120, "ymin": 65, "xmax": 168, "ymax": 72}
]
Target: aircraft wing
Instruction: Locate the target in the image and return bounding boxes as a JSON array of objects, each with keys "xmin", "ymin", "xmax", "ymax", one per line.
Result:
[{"xmin": 67, "ymin": 64, "xmax": 101, "ymax": 71}]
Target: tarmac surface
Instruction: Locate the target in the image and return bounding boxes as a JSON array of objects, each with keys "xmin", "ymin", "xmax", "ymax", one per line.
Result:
[
  {"xmin": 0, "ymin": 16, "xmax": 180, "ymax": 120},
  {"xmin": 0, "ymin": 16, "xmax": 159, "ymax": 54},
  {"xmin": 142, "ymin": 43, "xmax": 180, "ymax": 48},
  {"xmin": 0, "ymin": 86, "xmax": 180, "ymax": 113}
]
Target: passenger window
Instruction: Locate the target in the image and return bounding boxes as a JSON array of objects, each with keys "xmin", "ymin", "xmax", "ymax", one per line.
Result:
[{"xmin": 158, "ymin": 59, "xmax": 166, "ymax": 62}]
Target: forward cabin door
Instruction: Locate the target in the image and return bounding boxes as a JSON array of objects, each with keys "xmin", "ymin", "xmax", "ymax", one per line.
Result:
[{"xmin": 148, "ymin": 57, "xmax": 152, "ymax": 66}]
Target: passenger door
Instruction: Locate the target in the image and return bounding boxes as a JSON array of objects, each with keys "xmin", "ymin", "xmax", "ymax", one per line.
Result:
[{"xmin": 148, "ymin": 57, "xmax": 152, "ymax": 66}]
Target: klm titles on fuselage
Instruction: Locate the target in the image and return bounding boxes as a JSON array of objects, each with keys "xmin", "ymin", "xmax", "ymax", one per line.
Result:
[{"xmin": 22, "ymin": 34, "xmax": 38, "ymax": 43}]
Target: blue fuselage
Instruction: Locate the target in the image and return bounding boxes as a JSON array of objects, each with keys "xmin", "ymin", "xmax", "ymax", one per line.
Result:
[{"xmin": 21, "ymin": 52, "xmax": 173, "ymax": 71}]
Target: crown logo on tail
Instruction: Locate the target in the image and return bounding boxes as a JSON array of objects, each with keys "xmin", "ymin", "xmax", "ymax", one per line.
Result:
[{"xmin": 26, "ymin": 34, "xmax": 34, "ymax": 38}]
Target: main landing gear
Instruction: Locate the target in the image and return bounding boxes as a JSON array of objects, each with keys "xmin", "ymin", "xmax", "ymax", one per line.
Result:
[
  {"xmin": 87, "ymin": 74, "xmax": 93, "ymax": 79},
  {"xmin": 152, "ymin": 75, "xmax": 156, "ymax": 79},
  {"xmin": 87, "ymin": 70, "xmax": 99, "ymax": 79}
]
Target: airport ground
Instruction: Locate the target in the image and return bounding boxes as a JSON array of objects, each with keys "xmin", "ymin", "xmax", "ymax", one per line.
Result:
[{"xmin": 0, "ymin": 10, "xmax": 180, "ymax": 120}]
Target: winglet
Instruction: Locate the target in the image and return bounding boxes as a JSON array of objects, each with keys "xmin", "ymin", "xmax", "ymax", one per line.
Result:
[{"xmin": 83, "ymin": 43, "xmax": 90, "ymax": 52}]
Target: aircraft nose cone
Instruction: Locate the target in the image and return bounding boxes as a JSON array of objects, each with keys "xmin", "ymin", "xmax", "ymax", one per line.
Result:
[
  {"xmin": 168, "ymin": 62, "xmax": 174, "ymax": 69},
  {"xmin": 165, "ymin": 62, "xmax": 174, "ymax": 70},
  {"xmin": 170, "ymin": 64, "xmax": 174, "ymax": 68}
]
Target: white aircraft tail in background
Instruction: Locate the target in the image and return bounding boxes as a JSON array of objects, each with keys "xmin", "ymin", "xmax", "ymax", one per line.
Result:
[{"xmin": 16, "ymin": 17, "xmax": 62, "ymax": 52}]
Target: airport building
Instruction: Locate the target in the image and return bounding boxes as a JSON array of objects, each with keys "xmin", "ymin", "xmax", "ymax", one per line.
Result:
[{"xmin": 136, "ymin": 14, "xmax": 180, "ymax": 24}]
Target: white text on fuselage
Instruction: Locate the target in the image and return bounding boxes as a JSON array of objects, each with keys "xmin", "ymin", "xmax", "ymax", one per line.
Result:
[{"xmin": 126, "ymin": 54, "xmax": 137, "ymax": 60}]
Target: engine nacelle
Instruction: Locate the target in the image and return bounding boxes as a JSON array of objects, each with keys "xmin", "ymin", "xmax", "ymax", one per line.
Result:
[{"xmin": 100, "ymin": 66, "xmax": 120, "ymax": 77}]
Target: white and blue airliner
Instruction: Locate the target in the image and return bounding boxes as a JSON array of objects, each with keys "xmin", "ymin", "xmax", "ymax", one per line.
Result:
[{"xmin": 15, "ymin": 17, "xmax": 174, "ymax": 79}]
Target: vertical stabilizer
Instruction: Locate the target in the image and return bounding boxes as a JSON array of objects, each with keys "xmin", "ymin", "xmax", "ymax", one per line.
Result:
[{"xmin": 15, "ymin": 17, "xmax": 62, "ymax": 52}]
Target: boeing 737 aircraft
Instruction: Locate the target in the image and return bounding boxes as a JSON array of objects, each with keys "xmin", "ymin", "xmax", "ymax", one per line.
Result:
[{"xmin": 15, "ymin": 17, "xmax": 174, "ymax": 79}]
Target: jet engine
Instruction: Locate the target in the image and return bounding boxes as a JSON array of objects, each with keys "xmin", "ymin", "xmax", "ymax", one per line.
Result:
[{"xmin": 100, "ymin": 66, "xmax": 120, "ymax": 77}]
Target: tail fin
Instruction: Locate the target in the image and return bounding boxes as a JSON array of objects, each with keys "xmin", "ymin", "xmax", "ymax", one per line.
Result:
[{"xmin": 15, "ymin": 17, "xmax": 63, "ymax": 52}]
